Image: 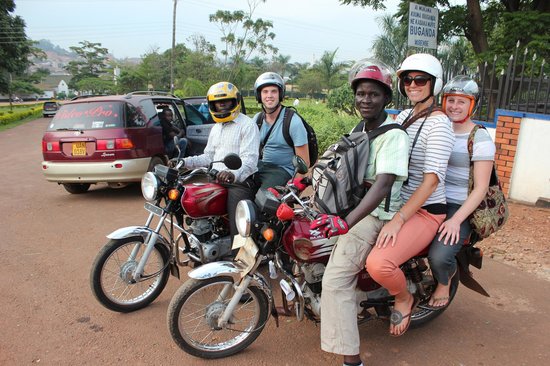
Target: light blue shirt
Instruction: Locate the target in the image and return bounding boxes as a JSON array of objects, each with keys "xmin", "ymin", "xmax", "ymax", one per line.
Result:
[{"xmin": 253, "ymin": 107, "xmax": 308, "ymax": 176}]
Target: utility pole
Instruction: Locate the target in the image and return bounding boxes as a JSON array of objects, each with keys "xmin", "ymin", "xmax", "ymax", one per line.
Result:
[{"xmin": 170, "ymin": 0, "xmax": 178, "ymax": 94}]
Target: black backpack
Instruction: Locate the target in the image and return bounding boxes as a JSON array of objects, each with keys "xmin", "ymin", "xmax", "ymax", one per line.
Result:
[
  {"xmin": 312, "ymin": 123, "xmax": 404, "ymax": 217},
  {"xmin": 257, "ymin": 106, "xmax": 318, "ymax": 167}
]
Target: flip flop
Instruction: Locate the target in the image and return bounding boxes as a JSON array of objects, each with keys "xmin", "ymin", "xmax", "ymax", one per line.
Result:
[
  {"xmin": 426, "ymin": 296, "xmax": 450, "ymax": 310},
  {"xmin": 389, "ymin": 296, "xmax": 419, "ymax": 337}
]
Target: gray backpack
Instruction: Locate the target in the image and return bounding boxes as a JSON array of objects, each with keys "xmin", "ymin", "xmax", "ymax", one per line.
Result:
[{"xmin": 311, "ymin": 124, "xmax": 403, "ymax": 217}]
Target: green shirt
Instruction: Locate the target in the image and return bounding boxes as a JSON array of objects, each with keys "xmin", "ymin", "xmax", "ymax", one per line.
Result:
[{"xmin": 363, "ymin": 116, "xmax": 410, "ymax": 220}]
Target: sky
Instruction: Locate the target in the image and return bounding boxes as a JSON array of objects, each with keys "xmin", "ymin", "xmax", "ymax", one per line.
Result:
[{"xmin": 14, "ymin": 0, "xmax": 400, "ymax": 64}]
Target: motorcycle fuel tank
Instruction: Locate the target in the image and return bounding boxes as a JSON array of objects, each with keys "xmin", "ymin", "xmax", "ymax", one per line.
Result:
[
  {"xmin": 282, "ymin": 217, "xmax": 337, "ymax": 263},
  {"xmin": 181, "ymin": 183, "xmax": 227, "ymax": 218}
]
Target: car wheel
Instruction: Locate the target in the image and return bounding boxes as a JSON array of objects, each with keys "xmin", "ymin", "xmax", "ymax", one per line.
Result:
[
  {"xmin": 62, "ymin": 183, "xmax": 91, "ymax": 194},
  {"xmin": 147, "ymin": 156, "xmax": 164, "ymax": 172}
]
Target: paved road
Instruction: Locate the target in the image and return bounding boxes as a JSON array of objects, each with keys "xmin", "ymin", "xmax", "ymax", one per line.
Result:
[{"xmin": 1, "ymin": 118, "xmax": 549, "ymax": 365}]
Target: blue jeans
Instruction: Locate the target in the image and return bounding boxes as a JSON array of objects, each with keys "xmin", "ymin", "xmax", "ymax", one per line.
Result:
[
  {"xmin": 165, "ymin": 138, "xmax": 188, "ymax": 159},
  {"xmin": 428, "ymin": 202, "xmax": 471, "ymax": 285}
]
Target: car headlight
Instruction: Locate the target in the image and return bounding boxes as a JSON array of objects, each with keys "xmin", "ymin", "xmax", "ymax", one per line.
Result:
[
  {"xmin": 141, "ymin": 172, "xmax": 160, "ymax": 201},
  {"xmin": 235, "ymin": 200, "xmax": 257, "ymax": 237}
]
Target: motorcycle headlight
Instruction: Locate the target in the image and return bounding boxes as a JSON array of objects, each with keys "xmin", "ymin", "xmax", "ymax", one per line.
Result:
[
  {"xmin": 141, "ymin": 172, "xmax": 160, "ymax": 201},
  {"xmin": 235, "ymin": 200, "xmax": 257, "ymax": 237}
]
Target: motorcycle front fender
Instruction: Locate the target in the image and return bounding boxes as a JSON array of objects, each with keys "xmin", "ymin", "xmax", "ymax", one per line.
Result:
[
  {"xmin": 188, "ymin": 261, "xmax": 273, "ymax": 300},
  {"xmin": 107, "ymin": 226, "xmax": 171, "ymax": 251}
]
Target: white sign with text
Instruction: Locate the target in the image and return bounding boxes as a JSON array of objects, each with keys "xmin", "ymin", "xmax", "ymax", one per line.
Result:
[{"xmin": 408, "ymin": 2, "xmax": 438, "ymax": 49}]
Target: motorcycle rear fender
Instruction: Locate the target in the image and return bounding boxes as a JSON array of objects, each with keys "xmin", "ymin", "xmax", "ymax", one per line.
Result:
[
  {"xmin": 188, "ymin": 261, "xmax": 273, "ymax": 303},
  {"xmin": 107, "ymin": 226, "xmax": 171, "ymax": 252}
]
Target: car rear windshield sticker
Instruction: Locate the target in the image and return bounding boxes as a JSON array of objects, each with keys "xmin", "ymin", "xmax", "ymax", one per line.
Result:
[
  {"xmin": 92, "ymin": 121, "xmax": 105, "ymax": 128},
  {"xmin": 55, "ymin": 105, "xmax": 118, "ymax": 120}
]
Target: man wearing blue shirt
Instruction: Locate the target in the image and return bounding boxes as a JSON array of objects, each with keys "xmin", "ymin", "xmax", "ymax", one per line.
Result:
[{"xmin": 252, "ymin": 72, "xmax": 309, "ymax": 190}]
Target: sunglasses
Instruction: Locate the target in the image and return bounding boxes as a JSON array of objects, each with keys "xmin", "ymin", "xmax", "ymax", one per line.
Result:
[{"xmin": 403, "ymin": 75, "xmax": 431, "ymax": 86}]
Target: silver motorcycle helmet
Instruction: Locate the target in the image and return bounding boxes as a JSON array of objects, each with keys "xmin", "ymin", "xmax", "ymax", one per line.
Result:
[
  {"xmin": 442, "ymin": 75, "xmax": 480, "ymax": 116},
  {"xmin": 254, "ymin": 72, "xmax": 285, "ymax": 103}
]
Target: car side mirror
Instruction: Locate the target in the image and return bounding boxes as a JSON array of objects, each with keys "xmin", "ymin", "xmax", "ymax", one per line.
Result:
[
  {"xmin": 292, "ymin": 155, "xmax": 308, "ymax": 175},
  {"xmin": 223, "ymin": 153, "xmax": 242, "ymax": 170}
]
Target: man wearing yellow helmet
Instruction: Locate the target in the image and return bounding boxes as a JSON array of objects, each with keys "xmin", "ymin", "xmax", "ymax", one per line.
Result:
[{"xmin": 183, "ymin": 81, "xmax": 260, "ymax": 237}]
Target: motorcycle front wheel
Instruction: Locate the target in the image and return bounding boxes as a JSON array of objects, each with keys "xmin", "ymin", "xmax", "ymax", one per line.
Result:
[
  {"xmin": 90, "ymin": 237, "xmax": 170, "ymax": 312},
  {"xmin": 167, "ymin": 276, "xmax": 269, "ymax": 359}
]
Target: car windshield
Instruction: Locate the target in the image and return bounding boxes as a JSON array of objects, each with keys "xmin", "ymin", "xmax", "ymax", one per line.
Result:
[{"xmin": 47, "ymin": 101, "xmax": 125, "ymax": 131}]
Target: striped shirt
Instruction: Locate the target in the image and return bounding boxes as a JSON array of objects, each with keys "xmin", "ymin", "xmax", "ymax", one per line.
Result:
[
  {"xmin": 395, "ymin": 109, "xmax": 455, "ymax": 205},
  {"xmin": 183, "ymin": 113, "xmax": 259, "ymax": 183},
  {"xmin": 446, "ymin": 128, "xmax": 495, "ymax": 204}
]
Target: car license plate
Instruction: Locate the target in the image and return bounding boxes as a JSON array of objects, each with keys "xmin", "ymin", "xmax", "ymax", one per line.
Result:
[
  {"xmin": 144, "ymin": 202, "xmax": 163, "ymax": 216},
  {"xmin": 72, "ymin": 142, "xmax": 86, "ymax": 156}
]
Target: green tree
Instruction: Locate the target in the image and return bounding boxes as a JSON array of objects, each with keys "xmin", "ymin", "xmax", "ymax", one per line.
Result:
[
  {"xmin": 138, "ymin": 48, "xmax": 170, "ymax": 90},
  {"xmin": 371, "ymin": 14, "xmax": 408, "ymax": 71},
  {"xmin": 0, "ymin": 1, "xmax": 36, "ymax": 101},
  {"xmin": 327, "ymin": 84, "xmax": 356, "ymax": 116},
  {"xmin": 271, "ymin": 54, "xmax": 292, "ymax": 78},
  {"xmin": 296, "ymin": 69, "xmax": 324, "ymax": 97},
  {"xmin": 176, "ymin": 35, "xmax": 218, "ymax": 90},
  {"xmin": 209, "ymin": 0, "xmax": 278, "ymax": 81},
  {"xmin": 116, "ymin": 66, "xmax": 147, "ymax": 93},
  {"xmin": 11, "ymin": 67, "xmax": 50, "ymax": 96},
  {"xmin": 341, "ymin": 0, "xmax": 550, "ymax": 62},
  {"xmin": 315, "ymin": 49, "xmax": 348, "ymax": 92},
  {"xmin": 76, "ymin": 77, "xmax": 114, "ymax": 95},
  {"xmin": 65, "ymin": 41, "xmax": 110, "ymax": 90}
]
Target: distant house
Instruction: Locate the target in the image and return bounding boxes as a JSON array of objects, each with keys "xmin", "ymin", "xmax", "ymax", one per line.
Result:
[
  {"xmin": 35, "ymin": 74, "xmax": 73, "ymax": 99},
  {"xmin": 57, "ymin": 80, "xmax": 69, "ymax": 96}
]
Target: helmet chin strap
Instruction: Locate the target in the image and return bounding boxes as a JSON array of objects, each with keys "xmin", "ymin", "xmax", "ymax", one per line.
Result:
[{"xmin": 262, "ymin": 102, "xmax": 280, "ymax": 115}]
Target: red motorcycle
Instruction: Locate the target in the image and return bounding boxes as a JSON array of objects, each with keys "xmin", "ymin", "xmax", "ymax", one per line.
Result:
[
  {"xmin": 167, "ymin": 157, "xmax": 489, "ymax": 359},
  {"xmin": 90, "ymin": 144, "xmax": 242, "ymax": 313}
]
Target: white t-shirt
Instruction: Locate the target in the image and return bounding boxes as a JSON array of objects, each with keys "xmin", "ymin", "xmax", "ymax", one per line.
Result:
[
  {"xmin": 395, "ymin": 109, "xmax": 455, "ymax": 205},
  {"xmin": 445, "ymin": 128, "xmax": 496, "ymax": 204}
]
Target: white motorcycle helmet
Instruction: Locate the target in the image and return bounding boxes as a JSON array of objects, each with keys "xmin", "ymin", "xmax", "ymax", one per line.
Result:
[
  {"xmin": 396, "ymin": 53, "xmax": 443, "ymax": 97},
  {"xmin": 254, "ymin": 72, "xmax": 285, "ymax": 103}
]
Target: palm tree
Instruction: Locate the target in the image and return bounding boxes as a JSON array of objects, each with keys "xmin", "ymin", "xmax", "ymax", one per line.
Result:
[
  {"xmin": 272, "ymin": 54, "xmax": 291, "ymax": 78},
  {"xmin": 316, "ymin": 48, "xmax": 348, "ymax": 92},
  {"xmin": 371, "ymin": 14, "xmax": 408, "ymax": 71}
]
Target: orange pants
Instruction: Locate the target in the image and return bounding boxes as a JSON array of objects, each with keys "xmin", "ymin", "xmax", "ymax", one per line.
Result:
[{"xmin": 366, "ymin": 208, "xmax": 446, "ymax": 295}]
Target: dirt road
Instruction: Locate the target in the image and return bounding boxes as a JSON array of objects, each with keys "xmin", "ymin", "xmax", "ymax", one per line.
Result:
[{"xmin": 1, "ymin": 119, "xmax": 549, "ymax": 365}]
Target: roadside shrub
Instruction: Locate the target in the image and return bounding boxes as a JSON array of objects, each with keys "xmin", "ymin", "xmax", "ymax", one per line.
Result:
[
  {"xmin": 327, "ymin": 85, "xmax": 356, "ymax": 116},
  {"xmin": 0, "ymin": 107, "xmax": 42, "ymax": 126}
]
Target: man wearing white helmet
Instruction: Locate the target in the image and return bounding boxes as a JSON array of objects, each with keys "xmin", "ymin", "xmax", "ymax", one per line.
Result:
[
  {"xmin": 253, "ymin": 72, "xmax": 309, "ymax": 190},
  {"xmin": 367, "ymin": 53, "xmax": 455, "ymax": 337}
]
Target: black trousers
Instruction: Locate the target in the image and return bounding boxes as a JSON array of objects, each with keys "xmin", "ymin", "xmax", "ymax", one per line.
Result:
[{"xmin": 226, "ymin": 174, "xmax": 259, "ymax": 237}]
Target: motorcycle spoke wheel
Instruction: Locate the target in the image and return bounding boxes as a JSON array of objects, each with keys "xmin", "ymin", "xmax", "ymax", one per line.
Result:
[
  {"xmin": 90, "ymin": 238, "xmax": 170, "ymax": 312},
  {"xmin": 168, "ymin": 276, "xmax": 269, "ymax": 359},
  {"xmin": 410, "ymin": 266, "xmax": 459, "ymax": 327}
]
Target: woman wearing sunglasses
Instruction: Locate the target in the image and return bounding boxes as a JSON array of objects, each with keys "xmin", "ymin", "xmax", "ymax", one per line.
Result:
[
  {"xmin": 366, "ymin": 53, "xmax": 455, "ymax": 336},
  {"xmin": 427, "ymin": 76, "xmax": 495, "ymax": 309}
]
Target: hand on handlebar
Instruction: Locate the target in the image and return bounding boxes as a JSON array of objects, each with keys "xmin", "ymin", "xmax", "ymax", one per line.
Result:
[
  {"xmin": 310, "ymin": 214, "xmax": 349, "ymax": 238},
  {"xmin": 217, "ymin": 170, "xmax": 235, "ymax": 184}
]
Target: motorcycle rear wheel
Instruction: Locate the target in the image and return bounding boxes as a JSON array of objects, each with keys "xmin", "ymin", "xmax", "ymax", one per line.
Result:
[
  {"xmin": 90, "ymin": 237, "xmax": 170, "ymax": 312},
  {"xmin": 410, "ymin": 270, "xmax": 459, "ymax": 328},
  {"xmin": 167, "ymin": 276, "xmax": 269, "ymax": 359}
]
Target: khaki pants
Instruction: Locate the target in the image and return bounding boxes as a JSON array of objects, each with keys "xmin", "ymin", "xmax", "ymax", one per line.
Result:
[{"xmin": 320, "ymin": 215, "xmax": 385, "ymax": 356}]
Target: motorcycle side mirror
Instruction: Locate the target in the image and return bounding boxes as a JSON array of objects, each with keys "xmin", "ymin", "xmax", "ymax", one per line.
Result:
[
  {"xmin": 223, "ymin": 153, "xmax": 242, "ymax": 170},
  {"xmin": 292, "ymin": 155, "xmax": 308, "ymax": 175},
  {"xmin": 173, "ymin": 136, "xmax": 184, "ymax": 159}
]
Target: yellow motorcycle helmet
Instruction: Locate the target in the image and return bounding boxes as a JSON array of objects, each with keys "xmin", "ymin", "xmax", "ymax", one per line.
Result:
[{"xmin": 206, "ymin": 82, "xmax": 241, "ymax": 123}]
